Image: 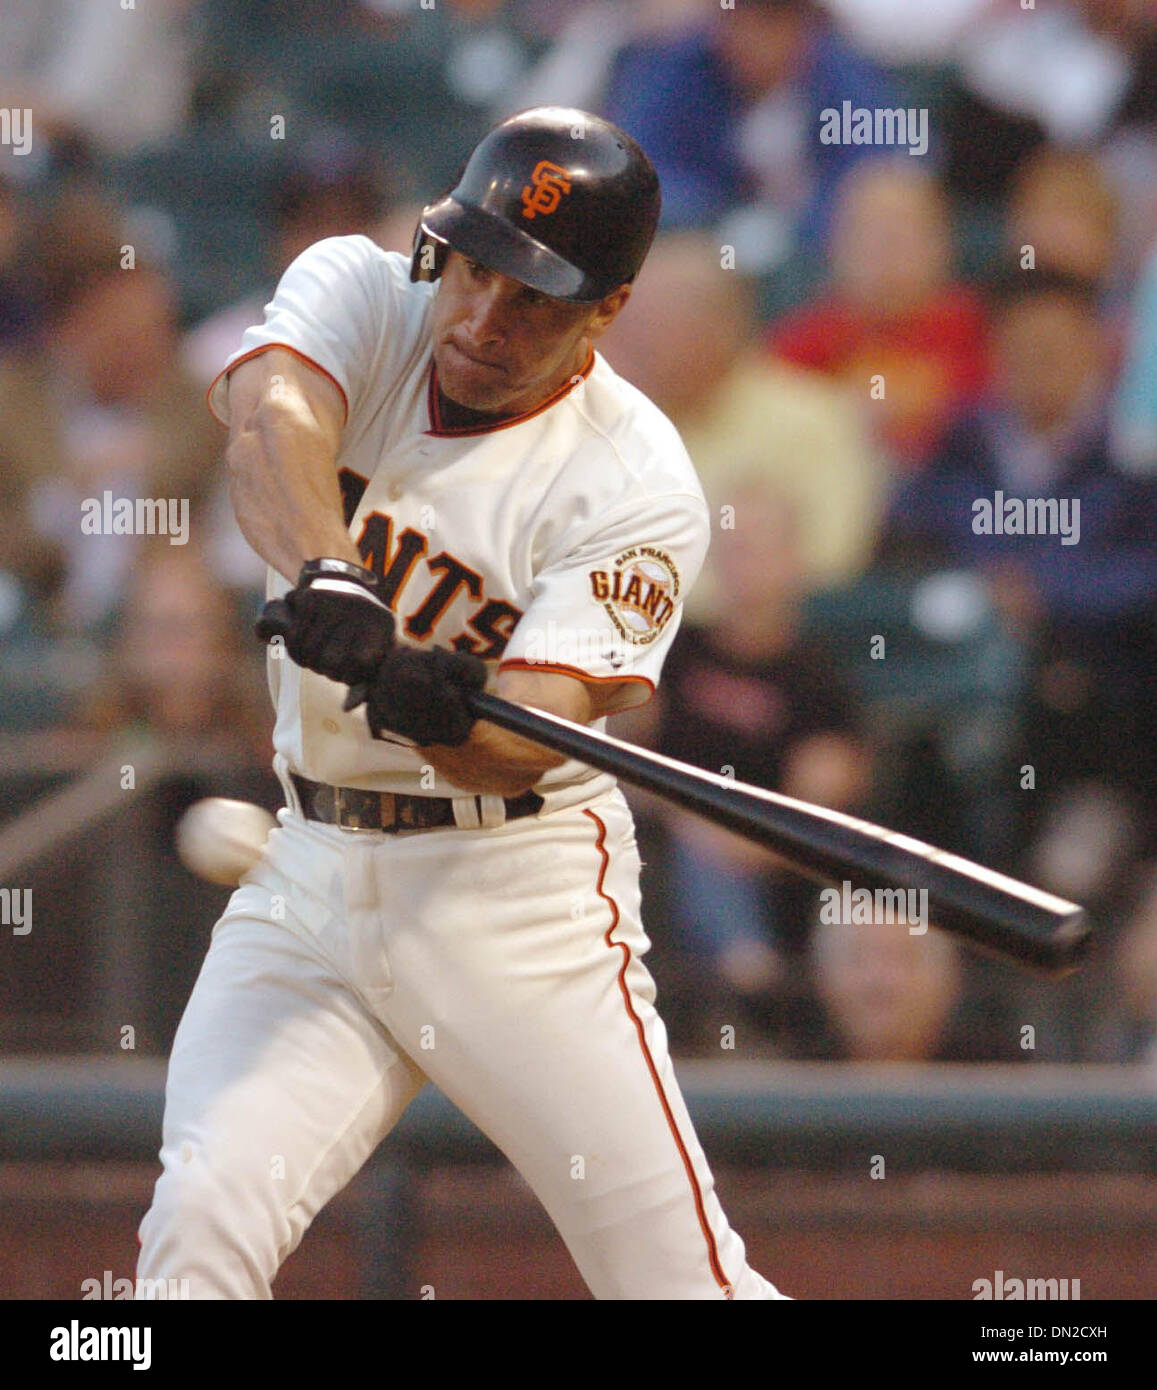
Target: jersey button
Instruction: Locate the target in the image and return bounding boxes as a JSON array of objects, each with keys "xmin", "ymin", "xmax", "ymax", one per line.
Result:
[
  {"xmin": 387, "ymin": 483, "xmax": 403, "ymax": 500},
  {"xmin": 323, "ymin": 718, "xmax": 339, "ymax": 734}
]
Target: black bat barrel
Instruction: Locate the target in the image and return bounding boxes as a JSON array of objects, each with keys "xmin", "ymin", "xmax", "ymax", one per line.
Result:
[{"xmin": 469, "ymin": 691, "xmax": 1091, "ymax": 976}]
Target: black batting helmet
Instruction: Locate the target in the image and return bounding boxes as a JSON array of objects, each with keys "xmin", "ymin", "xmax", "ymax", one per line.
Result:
[{"xmin": 410, "ymin": 107, "xmax": 661, "ymax": 303}]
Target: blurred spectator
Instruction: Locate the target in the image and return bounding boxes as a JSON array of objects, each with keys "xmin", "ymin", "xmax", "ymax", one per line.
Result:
[
  {"xmin": 182, "ymin": 129, "xmax": 393, "ymax": 386},
  {"xmin": 803, "ymin": 888, "xmax": 1044, "ymax": 1063},
  {"xmin": 644, "ymin": 485, "xmax": 870, "ymax": 1047},
  {"xmin": 77, "ymin": 542, "xmax": 272, "ymax": 763},
  {"xmin": 769, "ymin": 159, "xmax": 988, "ymax": 472},
  {"xmin": 0, "ymin": 190, "xmax": 220, "ymax": 635},
  {"xmin": 601, "ymin": 0, "xmax": 900, "ymax": 264},
  {"xmin": 818, "ymin": 0, "xmax": 990, "ymax": 64},
  {"xmin": 953, "ymin": 2, "xmax": 1134, "ymax": 151},
  {"xmin": 499, "ymin": 0, "xmax": 703, "ymax": 116},
  {"xmin": 1028, "ymin": 780, "xmax": 1142, "ymax": 919},
  {"xmin": 882, "ymin": 269, "xmax": 1157, "ymax": 845},
  {"xmin": 182, "ymin": 129, "xmax": 394, "ymax": 594},
  {"xmin": 601, "ymin": 231, "xmax": 883, "ymax": 594},
  {"xmin": 1005, "ymin": 147, "xmax": 1121, "ymax": 290},
  {"xmin": 939, "ymin": 1, "xmax": 1157, "ymax": 274},
  {"xmin": 1115, "ymin": 865, "xmax": 1157, "ymax": 1062},
  {"xmin": 1011, "ymin": 780, "xmax": 1145, "ymax": 1062},
  {"xmin": 181, "ymin": 0, "xmax": 537, "ymax": 209},
  {"xmin": 0, "ymin": 541, "xmax": 279, "ymax": 1053},
  {"xmin": 0, "ymin": 0, "xmax": 197, "ymax": 160},
  {"xmin": 808, "ymin": 911, "xmax": 964, "ymax": 1061},
  {"xmin": 0, "ymin": 175, "xmax": 38, "ymax": 349},
  {"xmin": 1072, "ymin": 0, "xmax": 1157, "ymax": 264},
  {"xmin": 66, "ymin": 542, "xmax": 279, "ymax": 1053},
  {"xmin": 1111, "ymin": 237, "xmax": 1157, "ymax": 475}
]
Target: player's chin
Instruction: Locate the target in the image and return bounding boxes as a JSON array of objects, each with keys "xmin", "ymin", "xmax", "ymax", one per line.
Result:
[{"xmin": 435, "ymin": 342, "xmax": 514, "ymax": 411}]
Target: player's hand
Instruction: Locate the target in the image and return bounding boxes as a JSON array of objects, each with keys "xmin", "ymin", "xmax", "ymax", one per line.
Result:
[
  {"xmin": 255, "ymin": 557, "xmax": 396, "ymax": 686},
  {"xmin": 344, "ymin": 646, "xmax": 487, "ymax": 747}
]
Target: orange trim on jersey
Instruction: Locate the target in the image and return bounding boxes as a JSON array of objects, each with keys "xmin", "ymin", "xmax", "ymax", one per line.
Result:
[
  {"xmin": 205, "ymin": 344, "xmax": 350, "ymax": 427},
  {"xmin": 425, "ymin": 348, "xmax": 595, "ymax": 438},
  {"xmin": 583, "ymin": 807, "xmax": 733, "ymax": 1297},
  {"xmin": 497, "ymin": 658, "xmax": 653, "ymax": 693}
]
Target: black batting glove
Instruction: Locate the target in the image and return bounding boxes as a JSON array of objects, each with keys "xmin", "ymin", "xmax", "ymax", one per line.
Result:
[
  {"xmin": 344, "ymin": 646, "xmax": 487, "ymax": 747},
  {"xmin": 255, "ymin": 558, "xmax": 395, "ymax": 687}
]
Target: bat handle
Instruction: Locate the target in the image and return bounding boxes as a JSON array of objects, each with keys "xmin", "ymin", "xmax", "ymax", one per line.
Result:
[
  {"xmin": 343, "ymin": 682, "xmax": 369, "ymax": 712},
  {"xmin": 254, "ymin": 598, "xmax": 293, "ymax": 645}
]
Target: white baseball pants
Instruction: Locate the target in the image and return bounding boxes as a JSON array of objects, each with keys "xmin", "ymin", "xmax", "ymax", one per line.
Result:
[{"xmin": 136, "ymin": 787, "xmax": 787, "ymax": 1299}]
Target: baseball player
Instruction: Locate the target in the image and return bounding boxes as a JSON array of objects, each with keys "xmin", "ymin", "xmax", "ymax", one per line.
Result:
[{"xmin": 136, "ymin": 107, "xmax": 788, "ymax": 1300}]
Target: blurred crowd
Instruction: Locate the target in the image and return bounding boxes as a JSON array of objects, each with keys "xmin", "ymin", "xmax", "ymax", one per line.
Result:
[{"xmin": 1, "ymin": 0, "xmax": 1155, "ymax": 1063}]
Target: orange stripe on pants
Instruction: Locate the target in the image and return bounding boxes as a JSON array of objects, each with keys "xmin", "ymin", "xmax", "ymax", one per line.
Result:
[{"xmin": 583, "ymin": 807, "xmax": 732, "ymax": 1297}]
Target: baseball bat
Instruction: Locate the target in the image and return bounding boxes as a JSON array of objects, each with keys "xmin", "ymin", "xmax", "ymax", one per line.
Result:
[{"xmin": 466, "ymin": 691, "xmax": 1091, "ymax": 976}]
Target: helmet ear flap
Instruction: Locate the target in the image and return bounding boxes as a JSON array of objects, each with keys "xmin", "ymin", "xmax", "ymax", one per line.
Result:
[{"xmin": 410, "ymin": 222, "xmax": 448, "ymax": 284}]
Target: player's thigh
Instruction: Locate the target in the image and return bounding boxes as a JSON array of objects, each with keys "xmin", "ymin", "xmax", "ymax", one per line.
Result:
[
  {"xmin": 158, "ymin": 884, "xmax": 427, "ymax": 1213},
  {"xmin": 368, "ymin": 794, "xmax": 775, "ymax": 1296},
  {"xmin": 383, "ymin": 794, "xmax": 698, "ymax": 1210},
  {"xmin": 499, "ymin": 796, "xmax": 706, "ymax": 1192},
  {"xmin": 518, "ymin": 797, "xmax": 760, "ymax": 1295}
]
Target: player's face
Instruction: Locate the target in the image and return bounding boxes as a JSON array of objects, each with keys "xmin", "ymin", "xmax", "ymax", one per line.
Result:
[{"xmin": 430, "ymin": 253, "xmax": 630, "ymax": 415}]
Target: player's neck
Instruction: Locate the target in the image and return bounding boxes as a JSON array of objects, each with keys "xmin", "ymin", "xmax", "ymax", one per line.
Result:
[
  {"xmin": 435, "ymin": 385, "xmax": 515, "ymax": 431},
  {"xmin": 431, "ymin": 339, "xmax": 595, "ymax": 430}
]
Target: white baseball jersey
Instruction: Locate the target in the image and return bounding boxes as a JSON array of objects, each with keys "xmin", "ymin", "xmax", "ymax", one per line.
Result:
[{"xmin": 209, "ymin": 235, "xmax": 710, "ymax": 803}]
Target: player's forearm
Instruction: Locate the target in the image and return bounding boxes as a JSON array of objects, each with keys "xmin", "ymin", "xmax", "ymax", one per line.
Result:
[
  {"xmin": 418, "ymin": 668, "xmax": 599, "ymax": 797},
  {"xmin": 226, "ymin": 399, "xmax": 363, "ymax": 584},
  {"xmin": 419, "ymin": 721, "xmax": 567, "ymax": 798}
]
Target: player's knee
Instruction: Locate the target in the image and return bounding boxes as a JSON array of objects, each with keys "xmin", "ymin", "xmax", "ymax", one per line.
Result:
[{"xmin": 139, "ymin": 1141, "xmax": 290, "ymax": 1278}]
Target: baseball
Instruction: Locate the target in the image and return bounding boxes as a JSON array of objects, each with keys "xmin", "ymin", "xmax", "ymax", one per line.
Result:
[{"xmin": 175, "ymin": 798, "xmax": 277, "ymax": 887}]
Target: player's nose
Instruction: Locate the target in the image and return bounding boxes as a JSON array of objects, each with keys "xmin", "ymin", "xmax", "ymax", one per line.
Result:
[{"xmin": 462, "ymin": 279, "xmax": 515, "ymax": 344}]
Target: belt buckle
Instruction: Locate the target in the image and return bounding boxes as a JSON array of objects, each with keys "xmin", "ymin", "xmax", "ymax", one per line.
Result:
[{"xmin": 331, "ymin": 786, "xmax": 388, "ymax": 833}]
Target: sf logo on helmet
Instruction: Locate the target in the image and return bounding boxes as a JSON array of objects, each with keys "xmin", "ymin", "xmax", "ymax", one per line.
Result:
[{"xmin": 521, "ymin": 161, "xmax": 572, "ymax": 220}]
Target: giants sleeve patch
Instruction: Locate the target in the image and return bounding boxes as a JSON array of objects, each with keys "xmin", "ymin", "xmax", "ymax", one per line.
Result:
[{"xmin": 588, "ymin": 546, "xmax": 680, "ymax": 647}]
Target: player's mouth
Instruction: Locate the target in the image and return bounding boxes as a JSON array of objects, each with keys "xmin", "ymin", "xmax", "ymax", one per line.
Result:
[{"xmin": 444, "ymin": 339, "xmax": 507, "ymax": 375}]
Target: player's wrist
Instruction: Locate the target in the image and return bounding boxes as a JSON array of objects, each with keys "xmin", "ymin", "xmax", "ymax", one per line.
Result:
[
  {"xmin": 297, "ymin": 557, "xmax": 390, "ymax": 612},
  {"xmin": 255, "ymin": 556, "xmax": 397, "ymax": 685}
]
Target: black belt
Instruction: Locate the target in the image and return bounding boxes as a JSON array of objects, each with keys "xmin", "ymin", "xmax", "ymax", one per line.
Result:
[{"xmin": 290, "ymin": 773, "xmax": 543, "ymax": 833}]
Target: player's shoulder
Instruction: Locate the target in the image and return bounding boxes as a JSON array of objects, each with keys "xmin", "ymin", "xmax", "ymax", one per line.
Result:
[
  {"xmin": 276, "ymin": 235, "xmax": 436, "ymax": 386},
  {"xmin": 281, "ymin": 235, "xmax": 434, "ymax": 312},
  {"xmin": 576, "ymin": 353, "xmax": 707, "ymax": 508}
]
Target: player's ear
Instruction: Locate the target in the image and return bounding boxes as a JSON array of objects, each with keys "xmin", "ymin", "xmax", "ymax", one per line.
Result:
[{"xmin": 585, "ymin": 284, "xmax": 632, "ymax": 339}]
